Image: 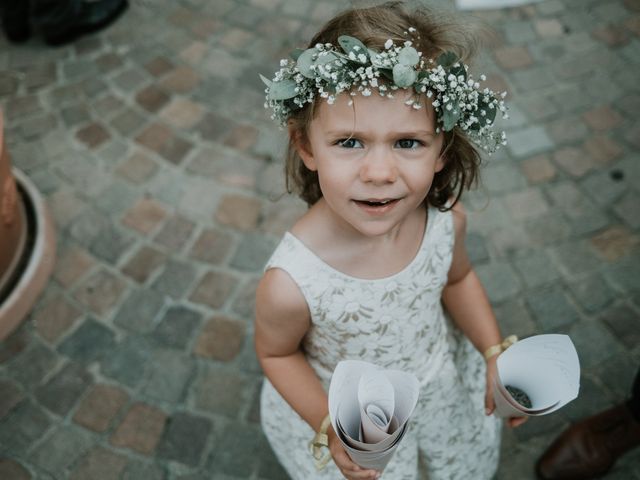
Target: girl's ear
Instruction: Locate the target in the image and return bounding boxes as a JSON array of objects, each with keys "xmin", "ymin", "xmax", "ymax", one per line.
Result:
[
  {"xmin": 435, "ymin": 153, "xmax": 446, "ymax": 173},
  {"xmin": 289, "ymin": 127, "xmax": 317, "ymax": 171}
]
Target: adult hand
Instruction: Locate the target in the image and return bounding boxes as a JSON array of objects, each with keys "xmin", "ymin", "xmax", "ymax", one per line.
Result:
[
  {"xmin": 328, "ymin": 426, "xmax": 381, "ymax": 480},
  {"xmin": 484, "ymin": 355, "xmax": 528, "ymax": 428}
]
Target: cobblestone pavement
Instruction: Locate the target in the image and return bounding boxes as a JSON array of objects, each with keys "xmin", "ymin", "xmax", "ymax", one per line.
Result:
[{"xmin": 0, "ymin": 0, "xmax": 639, "ymax": 478}]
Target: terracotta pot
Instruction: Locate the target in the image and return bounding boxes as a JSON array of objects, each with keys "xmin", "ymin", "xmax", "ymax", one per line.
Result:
[
  {"xmin": 0, "ymin": 111, "xmax": 57, "ymax": 340},
  {"xmin": 0, "ymin": 116, "xmax": 26, "ymax": 293}
]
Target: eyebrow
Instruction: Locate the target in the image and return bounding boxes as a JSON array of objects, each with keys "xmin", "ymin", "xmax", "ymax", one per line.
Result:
[{"xmin": 325, "ymin": 130, "xmax": 437, "ymax": 138}]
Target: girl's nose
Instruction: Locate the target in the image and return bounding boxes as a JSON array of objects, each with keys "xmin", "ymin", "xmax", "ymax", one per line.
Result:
[{"xmin": 359, "ymin": 149, "xmax": 398, "ymax": 184}]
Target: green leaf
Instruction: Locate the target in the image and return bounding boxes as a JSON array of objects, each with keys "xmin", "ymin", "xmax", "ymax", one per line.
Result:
[
  {"xmin": 296, "ymin": 48, "xmax": 317, "ymax": 79},
  {"xmin": 368, "ymin": 48, "xmax": 384, "ymax": 68},
  {"xmin": 398, "ymin": 46, "xmax": 419, "ymax": 66},
  {"xmin": 268, "ymin": 79, "xmax": 298, "ymax": 101},
  {"xmin": 315, "ymin": 51, "xmax": 341, "ymax": 80},
  {"xmin": 476, "ymin": 99, "xmax": 497, "ymax": 127},
  {"xmin": 450, "ymin": 63, "xmax": 466, "ymax": 81},
  {"xmin": 259, "ymin": 74, "xmax": 272, "ymax": 88},
  {"xmin": 290, "ymin": 48, "xmax": 304, "ymax": 61},
  {"xmin": 442, "ymin": 103, "xmax": 460, "ymax": 131},
  {"xmin": 315, "ymin": 51, "xmax": 340, "ymax": 66},
  {"xmin": 338, "ymin": 35, "xmax": 369, "ymax": 63},
  {"xmin": 392, "ymin": 64, "xmax": 416, "ymax": 88},
  {"xmin": 437, "ymin": 51, "xmax": 458, "ymax": 68},
  {"xmin": 380, "ymin": 68, "xmax": 394, "ymax": 82}
]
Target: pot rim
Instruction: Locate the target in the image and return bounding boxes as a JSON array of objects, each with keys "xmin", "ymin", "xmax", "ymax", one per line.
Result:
[{"xmin": 0, "ymin": 167, "xmax": 56, "ymax": 340}]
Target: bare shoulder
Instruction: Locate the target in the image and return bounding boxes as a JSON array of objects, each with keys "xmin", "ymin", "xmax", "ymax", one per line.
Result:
[
  {"xmin": 450, "ymin": 200, "xmax": 467, "ymax": 240},
  {"xmin": 446, "ymin": 200, "xmax": 472, "ymax": 283},
  {"xmin": 255, "ymin": 267, "xmax": 311, "ymax": 357},
  {"xmin": 256, "ymin": 268, "xmax": 310, "ymax": 323}
]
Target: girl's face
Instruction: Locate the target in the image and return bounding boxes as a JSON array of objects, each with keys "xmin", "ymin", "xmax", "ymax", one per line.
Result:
[{"xmin": 296, "ymin": 89, "xmax": 445, "ymax": 238}]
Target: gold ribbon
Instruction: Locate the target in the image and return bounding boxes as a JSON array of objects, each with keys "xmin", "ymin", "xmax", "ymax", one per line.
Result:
[
  {"xmin": 309, "ymin": 413, "xmax": 332, "ymax": 471},
  {"xmin": 483, "ymin": 335, "xmax": 518, "ymax": 360}
]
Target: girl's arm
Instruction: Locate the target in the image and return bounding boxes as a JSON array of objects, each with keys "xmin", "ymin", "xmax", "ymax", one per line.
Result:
[
  {"xmin": 255, "ymin": 268, "xmax": 380, "ymax": 479},
  {"xmin": 441, "ymin": 202, "xmax": 526, "ymax": 427},
  {"xmin": 255, "ymin": 268, "xmax": 326, "ymax": 430},
  {"xmin": 441, "ymin": 202, "xmax": 501, "ymax": 355}
]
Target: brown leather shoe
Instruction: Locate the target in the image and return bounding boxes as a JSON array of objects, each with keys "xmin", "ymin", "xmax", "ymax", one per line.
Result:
[{"xmin": 536, "ymin": 403, "xmax": 640, "ymax": 480}]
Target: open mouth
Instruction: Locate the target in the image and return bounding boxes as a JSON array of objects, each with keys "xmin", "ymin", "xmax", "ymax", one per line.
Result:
[{"xmin": 353, "ymin": 198, "xmax": 400, "ymax": 210}]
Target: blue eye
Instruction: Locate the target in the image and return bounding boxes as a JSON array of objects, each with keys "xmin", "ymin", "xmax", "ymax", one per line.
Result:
[
  {"xmin": 395, "ymin": 139, "xmax": 422, "ymax": 149},
  {"xmin": 337, "ymin": 138, "xmax": 363, "ymax": 148}
]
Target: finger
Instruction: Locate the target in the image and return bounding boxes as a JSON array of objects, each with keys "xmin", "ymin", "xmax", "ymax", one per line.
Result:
[
  {"xmin": 340, "ymin": 461, "xmax": 379, "ymax": 478},
  {"xmin": 484, "ymin": 389, "xmax": 495, "ymax": 415},
  {"xmin": 343, "ymin": 468, "xmax": 380, "ymax": 480},
  {"xmin": 508, "ymin": 416, "xmax": 528, "ymax": 428},
  {"xmin": 335, "ymin": 456, "xmax": 378, "ymax": 479},
  {"xmin": 332, "ymin": 445, "xmax": 380, "ymax": 479},
  {"xmin": 484, "ymin": 380, "xmax": 496, "ymax": 415}
]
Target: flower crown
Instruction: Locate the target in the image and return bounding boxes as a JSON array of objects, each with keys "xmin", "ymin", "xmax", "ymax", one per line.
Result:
[{"xmin": 260, "ymin": 34, "xmax": 509, "ymax": 153}]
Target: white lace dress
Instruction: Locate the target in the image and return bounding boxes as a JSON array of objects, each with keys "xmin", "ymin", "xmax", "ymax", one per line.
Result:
[{"xmin": 260, "ymin": 206, "xmax": 502, "ymax": 480}]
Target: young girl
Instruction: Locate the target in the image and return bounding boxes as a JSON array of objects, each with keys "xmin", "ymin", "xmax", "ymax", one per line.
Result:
[{"xmin": 255, "ymin": 2, "xmax": 525, "ymax": 479}]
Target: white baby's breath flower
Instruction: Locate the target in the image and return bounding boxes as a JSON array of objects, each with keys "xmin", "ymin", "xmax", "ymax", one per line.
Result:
[{"xmin": 262, "ymin": 36, "xmax": 508, "ymax": 152}]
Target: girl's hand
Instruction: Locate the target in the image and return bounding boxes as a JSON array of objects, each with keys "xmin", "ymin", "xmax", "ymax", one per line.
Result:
[
  {"xmin": 484, "ymin": 355, "xmax": 528, "ymax": 428},
  {"xmin": 328, "ymin": 426, "xmax": 381, "ymax": 480}
]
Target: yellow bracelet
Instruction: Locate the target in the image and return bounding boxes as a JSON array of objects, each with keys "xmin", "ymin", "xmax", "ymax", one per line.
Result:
[
  {"xmin": 483, "ymin": 335, "xmax": 518, "ymax": 360},
  {"xmin": 309, "ymin": 413, "xmax": 332, "ymax": 471}
]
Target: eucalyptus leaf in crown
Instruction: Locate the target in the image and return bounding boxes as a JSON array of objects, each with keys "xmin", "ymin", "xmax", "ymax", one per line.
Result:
[{"xmin": 260, "ymin": 34, "xmax": 509, "ymax": 153}]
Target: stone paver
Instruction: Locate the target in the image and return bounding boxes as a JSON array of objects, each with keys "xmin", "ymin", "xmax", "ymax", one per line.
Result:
[
  {"xmin": 73, "ymin": 384, "xmax": 129, "ymax": 432},
  {"xmin": 0, "ymin": 459, "xmax": 31, "ymax": 480},
  {"xmin": 69, "ymin": 446, "xmax": 128, "ymax": 480},
  {"xmin": 156, "ymin": 411, "xmax": 213, "ymax": 466},
  {"xmin": 34, "ymin": 361, "xmax": 93, "ymax": 417},
  {"xmin": 110, "ymin": 403, "xmax": 167, "ymax": 455},
  {"xmin": 1, "ymin": 0, "xmax": 639, "ymax": 478},
  {"xmin": 195, "ymin": 316, "xmax": 247, "ymax": 361}
]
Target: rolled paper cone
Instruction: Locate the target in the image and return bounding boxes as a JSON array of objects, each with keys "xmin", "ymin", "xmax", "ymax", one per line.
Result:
[
  {"xmin": 493, "ymin": 377, "xmax": 527, "ymax": 418},
  {"xmin": 361, "ymin": 404, "xmax": 392, "ymax": 443},
  {"xmin": 492, "ymin": 377, "xmax": 559, "ymax": 417},
  {"xmin": 339, "ymin": 415, "xmax": 402, "ymax": 452},
  {"xmin": 341, "ymin": 424, "xmax": 407, "ymax": 471},
  {"xmin": 493, "ymin": 334, "xmax": 579, "ymax": 417},
  {"xmin": 328, "ymin": 361, "xmax": 420, "ymax": 471}
]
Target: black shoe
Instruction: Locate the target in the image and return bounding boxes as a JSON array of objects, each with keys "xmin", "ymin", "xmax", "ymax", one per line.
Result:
[
  {"xmin": 35, "ymin": 0, "xmax": 128, "ymax": 46},
  {"xmin": 1, "ymin": 0, "xmax": 31, "ymax": 43},
  {"xmin": 536, "ymin": 404, "xmax": 640, "ymax": 480}
]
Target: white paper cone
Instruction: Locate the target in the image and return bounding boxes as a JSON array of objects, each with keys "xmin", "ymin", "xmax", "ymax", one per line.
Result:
[
  {"xmin": 337, "ymin": 417, "xmax": 408, "ymax": 470},
  {"xmin": 493, "ymin": 334, "xmax": 580, "ymax": 418},
  {"xmin": 328, "ymin": 360, "xmax": 420, "ymax": 470}
]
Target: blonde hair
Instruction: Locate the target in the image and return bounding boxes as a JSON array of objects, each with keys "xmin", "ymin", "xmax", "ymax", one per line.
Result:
[{"xmin": 285, "ymin": 1, "xmax": 486, "ymax": 210}]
